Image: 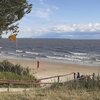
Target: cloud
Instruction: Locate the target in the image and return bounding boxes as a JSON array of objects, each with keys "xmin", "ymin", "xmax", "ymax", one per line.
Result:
[
  {"xmin": 50, "ymin": 23, "xmax": 100, "ymax": 33},
  {"xmin": 30, "ymin": 0, "xmax": 59, "ymax": 18},
  {"xmin": 32, "ymin": 8, "xmax": 51, "ymax": 18},
  {"xmin": 16, "ymin": 23, "xmax": 100, "ymax": 38},
  {"xmin": 51, "ymin": 25, "xmax": 76, "ymax": 33},
  {"xmin": 18, "ymin": 26, "xmax": 50, "ymax": 38},
  {"xmin": 3, "ymin": 23, "xmax": 100, "ymax": 38}
]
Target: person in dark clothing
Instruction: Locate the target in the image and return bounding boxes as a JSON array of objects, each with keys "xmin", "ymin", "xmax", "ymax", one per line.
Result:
[
  {"xmin": 37, "ymin": 60, "xmax": 40, "ymax": 69},
  {"xmin": 77, "ymin": 72, "xmax": 80, "ymax": 79},
  {"xmin": 74, "ymin": 72, "xmax": 76, "ymax": 80}
]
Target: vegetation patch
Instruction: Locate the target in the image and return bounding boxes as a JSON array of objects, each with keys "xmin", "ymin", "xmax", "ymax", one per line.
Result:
[{"xmin": 0, "ymin": 60, "xmax": 37, "ymax": 87}]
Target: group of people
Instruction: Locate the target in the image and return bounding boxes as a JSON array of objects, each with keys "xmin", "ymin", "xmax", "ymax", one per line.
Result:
[
  {"xmin": 74, "ymin": 72, "xmax": 95, "ymax": 80},
  {"xmin": 74, "ymin": 72, "xmax": 81, "ymax": 80},
  {"xmin": 36, "ymin": 62, "xmax": 96, "ymax": 81}
]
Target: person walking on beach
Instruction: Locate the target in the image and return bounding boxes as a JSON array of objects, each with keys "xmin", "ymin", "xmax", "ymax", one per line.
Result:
[{"xmin": 37, "ymin": 60, "xmax": 40, "ymax": 69}]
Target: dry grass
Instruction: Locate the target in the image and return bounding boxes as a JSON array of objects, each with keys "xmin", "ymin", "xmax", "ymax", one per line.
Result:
[
  {"xmin": 0, "ymin": 59, "xmax": 100, "ymax": 100},
  {"xmin": 0, "ymin": 86, "xmax": 100, "ymax": 100}
]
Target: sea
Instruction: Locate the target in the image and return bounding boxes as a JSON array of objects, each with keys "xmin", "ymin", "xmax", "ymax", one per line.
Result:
[{"xmin": 0, "ymin": 38, "xmax": 100, "ymax": 66}]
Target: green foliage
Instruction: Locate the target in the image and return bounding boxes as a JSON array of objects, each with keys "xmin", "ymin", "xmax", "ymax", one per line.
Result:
[
  {"xmin": 0, "ymin": 0, "xmax": 32, "ymax": 35},
  {"xmin": 0, "ymin": 60, "xmax": 29, "ymax": 75},
  {"xmin": 0, "ymin": 60, "xmax": 36, "ymax": 80},
  {"xmin": 0, "ymin": 72, "xmax": 35, "ymax": 80}
]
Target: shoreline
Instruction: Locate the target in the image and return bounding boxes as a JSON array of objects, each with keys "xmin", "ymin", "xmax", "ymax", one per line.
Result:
[{"xmin": 0, "ymin": 55, "xmax": 100, "ymax": 67}]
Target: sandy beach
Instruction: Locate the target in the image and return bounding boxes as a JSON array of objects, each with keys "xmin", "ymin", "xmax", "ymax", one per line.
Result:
[{"xmin": 0, "ymin": 58, "xmax": 99, "ymax": 82}]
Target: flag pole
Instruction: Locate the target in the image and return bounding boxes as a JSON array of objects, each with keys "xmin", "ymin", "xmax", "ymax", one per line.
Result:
[
  {"xmin": 15, "ymin": 35, "xmax": 19, "ymax": 64},
  {"xmin": 8, "ymin": 33, "xmax": 18, "ymax": 62},
  {"xmin": 15, "ymin": 33, "xmax": 18, "ymax": 51}
]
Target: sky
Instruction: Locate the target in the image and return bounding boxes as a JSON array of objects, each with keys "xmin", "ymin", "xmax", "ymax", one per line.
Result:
[{"xmin": 3, "ymin": 0, "xmax": 100, "ymax": 39}]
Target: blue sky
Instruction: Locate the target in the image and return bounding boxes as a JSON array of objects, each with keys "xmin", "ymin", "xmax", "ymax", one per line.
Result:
[{"xmin": 3, "ymin": 0, "xmax": 100, "ymax": 39}]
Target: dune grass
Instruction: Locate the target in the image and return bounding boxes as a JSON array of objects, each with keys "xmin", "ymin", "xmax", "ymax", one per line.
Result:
[
  {"xmin": 0, "ymin": 86, "xmax": 100, "ymax": 100},
  {"xmin": 0, "ymin": 78, "xmax": 100, "ymax": 100},
  {"xmin": 0, "ymin": 60, "xmax": 36, "ymax": 80},
  {"xmin": 0, "ymin": 72, "xmax": 35, "ymax": 80},
  {"xmin": 0, "ymin": 60, "xmax": 37, "ymax": 87},
  {"xmin": 0, "ymin": 60, "xmax": 100, "ymax": 99}
]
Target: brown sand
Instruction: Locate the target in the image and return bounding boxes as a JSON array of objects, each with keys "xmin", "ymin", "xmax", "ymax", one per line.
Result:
[{"xmin": 0, "ymin": 58, "xmax": 99, "ymax": 82}]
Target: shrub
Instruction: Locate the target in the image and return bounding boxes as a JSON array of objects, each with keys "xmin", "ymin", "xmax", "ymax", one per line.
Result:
[
  {"xmin": 0, "ymin": 60, "xmax": 30, "ymax": 76},
  {"xmin": 0, "ymin": 60, "xmax": 36, "ymax": 81},
  {"xmin": 50, "ymin": 77, "xmax": 100, "ymax": 90}
]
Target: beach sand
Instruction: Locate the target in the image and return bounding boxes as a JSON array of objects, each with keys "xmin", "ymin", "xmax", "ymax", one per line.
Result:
[{"xmin": 0, "ymin": 58, "xmax": 99, "ymax": 82}]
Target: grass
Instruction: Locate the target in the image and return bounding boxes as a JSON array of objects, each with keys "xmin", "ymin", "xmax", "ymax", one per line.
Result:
[
  {"xmin": 0, "ymin": 60, "xmax": 37, "ymax": 87},
  {"xmin": 0, "ymin": 60, "xmax": 31, "ymax": 76},
  {"xmin": 0, "ymin": 60, "xmax": 36, "ymax": 80},
  {"xmin": 0, "ymin": 60, "xmax": 100, "ymax": 99},
  {"xmin": 0, "ymin": 87, "xmax": 99, "ymax": 100},
  {"xmin": 0, "ymin": 72, "xmax": 35, "ymax": 80},
  {"xmin": 0, "ymin": 78, "xmax": 100, "ymax": 100}
]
